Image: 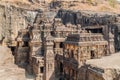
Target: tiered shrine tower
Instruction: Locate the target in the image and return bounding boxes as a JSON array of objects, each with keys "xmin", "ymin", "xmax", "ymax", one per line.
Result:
[{"xmin": 44, "ymin": 33, "xmax": 55, "ymax": 80}]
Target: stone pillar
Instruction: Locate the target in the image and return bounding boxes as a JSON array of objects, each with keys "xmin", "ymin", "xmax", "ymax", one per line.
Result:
[
  {"xmin": 44, "ymin": 36, "xmax": 55, "ymax": 80},
  {"xmin": 78, "ymin": 47, "xmax": 82, "ymax": 67},
  {"xmin": 102, "ymin": 25, "xmax": 109, "ymax": 40},
  {"xmin": 109, "ymin": 31, "xmax": 115, "ymax": 54},
  {"xmin": 28, "ymin": 29, "xmax": 42, "ymax": 75},
  {"xmin": 56, "ymin": 42, "xmax": 60, "ymax": 48}
]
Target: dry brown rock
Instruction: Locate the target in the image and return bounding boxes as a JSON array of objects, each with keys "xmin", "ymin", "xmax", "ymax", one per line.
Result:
[
  {"xmin": 0, "ymin": 46, "xmax": 26, "ymax": 80},
  {"xmin": 0, "ymin": 46, "xmax": 14, "ymax": 64}
]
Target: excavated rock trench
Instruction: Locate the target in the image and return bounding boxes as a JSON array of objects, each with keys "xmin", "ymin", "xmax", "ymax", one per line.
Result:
[{"xmin": 0, "ymin": 1, "xmax": 120, "ymax": 80}]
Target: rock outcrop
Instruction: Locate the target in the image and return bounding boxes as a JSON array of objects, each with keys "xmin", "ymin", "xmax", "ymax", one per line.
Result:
[
  {"xmin": 0, "ymin": 4, "xmax": 37, "ymax": 46},
  {"xmin": 0, "ymin": 46, "xmax": 26, "ymax": 80}
]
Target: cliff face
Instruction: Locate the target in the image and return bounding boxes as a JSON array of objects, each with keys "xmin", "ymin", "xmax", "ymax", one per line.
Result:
[
  {"xmin": 0, "ymin": 4, "xmax": 37, "ymax": 45},
  {"xmin": 57, "ymin": 9, "xmax": 117, "ymax": 26}
]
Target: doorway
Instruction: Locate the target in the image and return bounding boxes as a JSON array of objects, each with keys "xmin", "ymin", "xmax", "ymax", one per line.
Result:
[
  {"xmin": 91, "ymin": 50, "xmax": 95, "ymax": 59},
  {"xmin": 9, "ymin": 46, "xmax": 16, "ymax": 55},
  {"xmin": 60, "ymin": 62, "xmax": 63, "ymax": 73}
]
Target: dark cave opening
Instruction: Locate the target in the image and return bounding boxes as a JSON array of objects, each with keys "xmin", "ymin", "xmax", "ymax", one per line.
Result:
[
  {"xmin": 86, "ymin": 28, "xmax": 103, "ymax": 33},
  {"xmin": 9, "ymin": 46, "xmax": 16, "ymax": 55}
]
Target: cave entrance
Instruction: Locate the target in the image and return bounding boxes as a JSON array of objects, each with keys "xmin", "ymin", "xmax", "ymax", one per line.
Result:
[
  {"xmin": 86, "ymin": 28, "xmax": 102, "ymax": 33},
  {"xmin": 40, "ymin": 67, "xmax": 44, "ymax": 73}
]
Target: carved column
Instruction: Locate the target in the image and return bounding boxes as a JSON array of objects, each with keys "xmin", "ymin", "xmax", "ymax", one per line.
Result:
[
  {"xmin": 78, "ymin": 47, "xmax": 81, "ymax": 67},
  {"xmin": 109, "ymin": 31, "xmax": 115, "ymax": 54},
  {"xmin": 44, "ymin": 35, "xmax": 55, "ymax": 80}
]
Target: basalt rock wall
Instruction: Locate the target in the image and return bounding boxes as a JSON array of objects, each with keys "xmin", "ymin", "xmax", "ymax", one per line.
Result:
[
  {"xmin": 56, "ymin": 9, "xmax": 117, "ymax": 26},
  {"xmin": 0, "ymin": 4, "xmax": 37, "ymax": 45}
]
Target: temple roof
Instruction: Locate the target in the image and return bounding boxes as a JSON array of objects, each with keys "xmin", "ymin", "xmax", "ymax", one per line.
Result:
[{"xmin": 64, "ymin": 32, "xmax": 108, "ymax": 46}]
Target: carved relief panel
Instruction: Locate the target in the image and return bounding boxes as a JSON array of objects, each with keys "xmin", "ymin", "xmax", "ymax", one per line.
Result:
[
  {"xmin": 48, "ymin": 63, "xmax": 53, "ymax": 71},
  {"xmin": 32, "ymin": 31, "xmax": 41, "ymax": 42},
  {"xmin": 46, "ymin": 50, "xmax": 54, "ymax": 57},
  {"xmin": 99, "ymin": 45, "xmax": 104, "ymax": 56},
  {"xmin": 81, "ymin": 46, "xmax": 88, "ymax": 57},
  {"xmin": 74, "ymin": 49, "xmax": 78, "ymax": 60}
]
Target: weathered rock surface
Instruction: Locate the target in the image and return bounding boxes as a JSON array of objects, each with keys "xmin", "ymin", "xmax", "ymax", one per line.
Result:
[
  {"xmin": 57, "ymin": 9, "xmax": 117, "ymax": 26},
  {"xmin": 0, "ymin": 4, "xmax": 37, "ymax": 46},
  {"xmin": 0, "ymin": 46, "xmax": 14, "ymax": 64},
  {"xmin": 0, "ymin": 64, "xmax": 26, "ymax": 80},
  {"xmin": 0, "ymin": 46, "xmax": 26, "ymax": 80}
]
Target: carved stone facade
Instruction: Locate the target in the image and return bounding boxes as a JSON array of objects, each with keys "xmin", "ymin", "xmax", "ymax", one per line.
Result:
[
  {"xmin": 15, "ymin": 29, "xmax": 30, "ymax": 67},
  {"xmin": 44, "ymin": 35, "xmax": 55, "ymax": 80},
  {"xmin": 14, "ymin": 9, "xmax": 120, "ymax": 80},
  {"xmin": 61, "ymin": 31, "xmax": 108, "ymax": 80}
]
